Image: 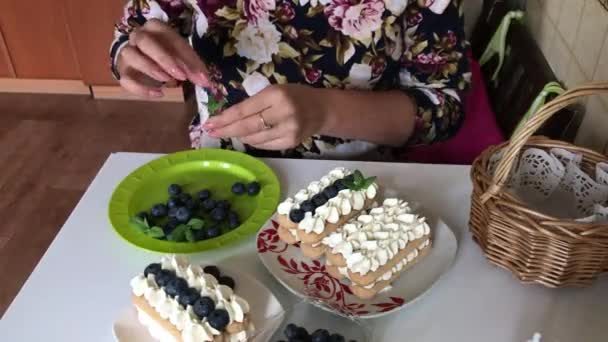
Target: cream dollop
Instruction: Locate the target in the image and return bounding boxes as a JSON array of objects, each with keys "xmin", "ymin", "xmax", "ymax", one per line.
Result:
[
  {"xmin": 366, "ymin": 183, "xmax": 378, "ymax": 199},
  {"xmin": 294, "ymin": 190, "xmax": 309, "ymax": 202},
  {"xmin": 277, "ymin": 198, "xmax": 295, "ymax": 215},
  {"xmin": 299, "ymin": 212, "xmax": 325, "ymax": 234},
  {"xmin": 182, "ymin": 320, "xmax": 215, "ymax": 342},
  {"xmin": 307, "ymin": 181, "xmax": 322, "ymax": 194},
  {"xmin": 352, "ymin": 191, "xmax": 365, "ymax": 210},
  {"xmin": 131, "ymin": 274, "xmax": 151, "ymax": 297}
]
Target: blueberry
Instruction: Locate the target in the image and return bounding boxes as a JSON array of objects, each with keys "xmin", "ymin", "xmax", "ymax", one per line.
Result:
[
  {"xmin": 143, "ymin": 263, "xmax": 162, "ymax": 277},
  {"xmin": 179, "ymin": 193, "xmax": 192, "ymax": 204},
  {"xmin": 210, "ymin": 207, "xmax": 227, "ymax": 222},
  {"xmin": 329, "ymin": 334, "xmax": 345, "ymax": 342},
  {"xmin": 165, "ymin": 277, "xmax": 188, "ymax": 298},
  {"xmin": 206, "ymin": 225, "xmax": 222, "ymax": 239},
  {"xmin": 178, "ymin": 287, "xmax": 200, "ymax": 307},
  {"xmin": 155, "ymin": 269, "xmax": 175, "ymax": 287},
  {"xmin": 185, "ymin": 198, "xmax": 199, "ymax": 210},
  {"xmin": 334, "ymin": 179, "xmax": 348, "ymax": 191},
  {"xmin": 168, "ymin": 184, "xmax": 182, "ymax": 196},
  {"xmin": 311, "ymin": 329, "xmax": 330, "ymax": 342},
  {"xmin": 289, "ymin": 209, "xmax": 305, "ymax": 223},
  {"xmin": 203, "ymin": 266, "xmax": 221, "ymax": 279},
  {"xmin": 232, "ymin": 182, "xmax": 246, "ymax": 195},
  {"xmin": 228, "ymin": 211, "xmax": 240, "ymax": 229},
  {"xmin": 294, "ymin": 327, "xmax": 310, "ymax": 339},
  {"xmin": 168, "ymin": 207, "xmax": 178, "ymax": 218},
  {"xmin": 247, "ymin": 182, "xmax": 261, "ymax": 196},
  {"xmin": 300, "ymin": 200, "xmax": 315, "ymax": 213},
  {"xmin": 216, "ymin": 200, "xmax": 231, "ymax": 210},
  {"xmin": 163, "ymin": 221, "xmax": 178, "ymax": 235},
  {"xmin": 193, "ymin": 297, "xmax": 215, "ymax": 319},
  {"xmin": 208, "ymin": 309, "xmax": 230, "ymax": 330},
  {"xmin": 284, "ymin": 324, "xmax": 299, "ymax": 339},
  {"xmin": 136, "ymin": 212, "xmax": 148, "ymax": 220},
  {"xmin": 312, "ymin": 194, "xmax": 328, "ymax": 207},
  {"xmin": 175, "ymin": 207, "xmax": 192, "ymax": 223},
  {"xmin": 218, "ymin": 276, "xmax": 235, "ymax": 290},
  {"xmin": 198, "ymin": 189, "xmax": 211, "ymax": 201},
  {"xmin": 323, "ymin": 185, "xmax": 339, "ymax": 199},
  {"xmin": 202, "ymin": 198, "xmax": 216, "ymax": 211},
  {"xmin": 193, "ymin": 229, "xmax": 207, "ymax": 241},
  {"xmin": 167, "ymin": 197, "xmax": 182, "ymax": 209},
  {"xmin": 151, "ymin": 204, "xmax": 168, "ymax": 218}
]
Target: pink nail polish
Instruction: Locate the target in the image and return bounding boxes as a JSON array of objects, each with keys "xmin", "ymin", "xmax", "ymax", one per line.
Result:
[{"xmin": 171, "ymin": 67, "xmax": 186, "ymax": 81}]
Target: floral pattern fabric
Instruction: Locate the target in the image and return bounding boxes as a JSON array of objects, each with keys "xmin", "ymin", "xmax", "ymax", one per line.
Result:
[{"xmin": 111, "ymin": 0, "xmax": 471, "ymax": 159}]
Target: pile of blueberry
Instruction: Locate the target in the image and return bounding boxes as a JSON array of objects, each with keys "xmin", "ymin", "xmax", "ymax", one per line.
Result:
[
  {"xmin": 288, "ymin": 176, "xmax": 351, "ymax": 224},
  {"xmin": 277, "ymin": 323, "xmax": 356, "ymax": 342},
  {"xmin": 132, "ymin": 181, "xmax": 260, "ymax": 242},
  {"xmin": 144, "ymin": 263, "xmax": 235, "ymax": 330}
]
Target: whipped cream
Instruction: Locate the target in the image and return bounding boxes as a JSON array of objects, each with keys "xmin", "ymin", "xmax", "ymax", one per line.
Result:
[
  {"xmin": 276, "ymin": 167, "xmax": 352, "ymax": 215},
  {"xmin": 322, "ymin": 199, "xmax": 431, "ymax": 276},
  {"xmin": 131, "ymin": 255, "xmax": 252, "ymax": 342}
]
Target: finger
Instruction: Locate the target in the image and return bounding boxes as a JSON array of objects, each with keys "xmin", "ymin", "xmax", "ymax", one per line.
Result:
[
  {"xmin": 208, "ymin": 111, "xmax": 271, "ymax": 138},
  {"xmin": 120, "ymin": 74, "xmax": 164, "ymax": 99},
  {"xmin": 240, "ymin": 126, "xmax": 284, "ymax": 145},
  {"xmin": 250, "ymin": 137, "xmax": 295, "ymax": 151},
  {"xmin": 120, "ymin": 45, "xmax": 172, "ymax": 82},
  {"xmin": 144, "ymin": 20, "xmax": 209, "ymax": 87},
  {"xmin": 205, "ymin": 93, "xmax": 274, "ymax": 129},
  {"xmin": 130, "ymin": 27, "xmax": 187, "ymax": 81}
]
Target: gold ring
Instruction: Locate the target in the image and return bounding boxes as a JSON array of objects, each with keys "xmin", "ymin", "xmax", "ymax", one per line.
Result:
[{"xmin": 258, "ymin": 112, "xmax": 272, "ymax": 130}]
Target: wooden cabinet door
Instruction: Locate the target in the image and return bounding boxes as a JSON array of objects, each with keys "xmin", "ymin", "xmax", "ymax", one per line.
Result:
[
  {"xmin": 0, "ymin": 28, "xmax": 15, "ymax": 78},
  {"xmin": 0, "ymin": 0, "xmax": 81, "ymax": 79},
  {"xmin": 64, "ymin": 0, "xmax": 126, "ymax": 86}
]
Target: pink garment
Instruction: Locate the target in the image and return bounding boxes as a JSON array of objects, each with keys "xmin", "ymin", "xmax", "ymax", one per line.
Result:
[{"xmin": 403, "ymin": 57, "xmax": 505, "ymax": 164}]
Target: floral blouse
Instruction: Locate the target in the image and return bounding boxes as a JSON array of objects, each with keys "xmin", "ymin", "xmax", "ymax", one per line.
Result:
[{"xmin": 111, "ymin": 0, "xmax": 470, "ymax": 159}]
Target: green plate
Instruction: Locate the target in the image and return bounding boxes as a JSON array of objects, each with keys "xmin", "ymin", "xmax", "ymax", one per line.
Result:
[{"xmin": 108, "ymin": 149, "xmax": 280, "ymax": 253}]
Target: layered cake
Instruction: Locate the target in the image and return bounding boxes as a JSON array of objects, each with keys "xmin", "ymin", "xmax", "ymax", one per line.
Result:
[
  {"xmin": 130, "ymin": 255, "xmax": 254, "ymax": 341},
  {"xmin": 322, "ymin": 199, "xmax": 432, "ymax": 299},
  {"xmin": 276, "ymin": 168, "xmax": 378, "ymax": 258}
]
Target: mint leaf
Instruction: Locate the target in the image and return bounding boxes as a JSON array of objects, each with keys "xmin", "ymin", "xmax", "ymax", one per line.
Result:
[
  {"xmin": 131, "ymin": 216, "xmax": 150, "ymax": 231},
  {"xmin": 185, "ymin": 229, "xmax": 195, "ymax": 242},
  {"xmin": 361, "ymin": 176, "xmax": 377, "ymax": 189},
  {"xmin": 353, "ymin": 170, "xmax": 364, "ymax": 184},
  {"xmin": 168, "ymin": 224, "xmax": 188, "ymax": 242},
  {"xmin": 147, "ymin": 226, "xmax": 165, "ymax": 238},
  {"xmin": 187, "ymin": 218, "xmax": 205, "ymax": 230}
]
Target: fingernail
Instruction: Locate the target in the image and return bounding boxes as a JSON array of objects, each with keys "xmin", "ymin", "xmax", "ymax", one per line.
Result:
[
  {"xmin": 207, "ymin": 129, "xmax": 218, "ymax": 137},
  {"xmin": 152, "ymin": 71, "xmax": 170, "ymax": 82},
  {"xmin": 149, "ymin": 89, "xmax": 164, "ymax": 98},
  {"xmin": 202, "ymin": 122, "xmax": 214, "ymax": 130},
  {"xmin": 196, "ymin": 72, "xmax": 210, "ymax": 86},
  {"xmin": 171, "ymin": 67, "xmax": 187, "ymax": 81}
]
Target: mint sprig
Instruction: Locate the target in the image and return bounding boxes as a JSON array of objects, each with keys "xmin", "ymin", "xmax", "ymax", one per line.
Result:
[
  {"xmin": 147, "ymin": 226, "xmax": 165, "ymax": 238},
  {"xmin": 187, "ymin": 218, "xmax": 205, "ymax": 230},
  {"xmin": 131, "ymin": 213, "xmax": 208, "ymax": 242},
  {"xmin": 343, "ymin": 170, "xmax": 377, "ymax": 191},
  {"xmin": 168, "ymin": 224, "xmax": 189, "ymax": 242},
  {"xmin": 208, "ymin": 97, "xmax": 227, "ymax": 116}
]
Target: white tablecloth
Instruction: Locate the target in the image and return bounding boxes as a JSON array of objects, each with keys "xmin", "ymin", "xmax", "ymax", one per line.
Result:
[{"xmin": 1, "ymin": 153, "xmax": 606, "ymax": 342}]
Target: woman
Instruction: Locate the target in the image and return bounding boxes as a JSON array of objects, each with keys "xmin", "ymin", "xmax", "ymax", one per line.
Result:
[{"xmin": 111, "ymin": 0, "xmax": 470, "ymax": 159}]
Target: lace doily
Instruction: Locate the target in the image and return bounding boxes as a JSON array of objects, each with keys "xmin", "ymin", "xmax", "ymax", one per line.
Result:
[{"xmin": 488, "ymin": 148, "xmax": 608, "ymax": 223}]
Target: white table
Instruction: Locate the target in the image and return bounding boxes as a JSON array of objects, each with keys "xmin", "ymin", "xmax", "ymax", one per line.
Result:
[{"xmin": 2, "ymin": 153, "xmax": 607, "ymax": 342}]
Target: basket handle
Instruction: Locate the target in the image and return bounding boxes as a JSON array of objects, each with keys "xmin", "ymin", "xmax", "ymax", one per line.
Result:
[{"xmin": 481, "ymin": 82, "xmax": 608, "ymax": 203}]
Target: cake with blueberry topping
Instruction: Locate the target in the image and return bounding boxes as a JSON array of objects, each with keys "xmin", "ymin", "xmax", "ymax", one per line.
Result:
[
  {"xmin": 322, "ymin": 198, "xmax": 432, "ymax": 299},
  {"xmin": 276, "ymin": 168, "xmax": 378, "ymax": 258},
  {"xmin": 130, "ymin": 255, "xmax": 254, "ymax": 341}
]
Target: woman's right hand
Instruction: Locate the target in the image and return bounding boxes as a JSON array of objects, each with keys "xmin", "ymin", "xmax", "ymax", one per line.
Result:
[{"xmin": 116, "ymin": 19, "xmax": 210, "ymax": 98}]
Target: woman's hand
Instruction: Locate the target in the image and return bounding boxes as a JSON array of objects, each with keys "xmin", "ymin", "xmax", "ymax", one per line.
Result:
[
  {"xmin": 116, "ymin": 19, "xmax": 210, "ymax": 98},
  {"xmin": 204, "ymin": 84, "xmax": 329, "ymax": 150}
]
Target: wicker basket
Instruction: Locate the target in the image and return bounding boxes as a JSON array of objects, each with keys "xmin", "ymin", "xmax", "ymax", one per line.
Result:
[{"xmin": 470, "ymin": 82, "xmax": 608, "ymax": 287}]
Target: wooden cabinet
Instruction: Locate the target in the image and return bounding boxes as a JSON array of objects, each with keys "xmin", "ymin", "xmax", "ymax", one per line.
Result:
[
  {"xmin": 0, "ymin": 29, "xmax": 15, "ymax": 78},
  {"xmin": 64, "ymin": 0, "xmax": 125, "ymax": 86},
  {"xmin": 0, "ymin": 0, "xmax": 80, "ymax": 79}
]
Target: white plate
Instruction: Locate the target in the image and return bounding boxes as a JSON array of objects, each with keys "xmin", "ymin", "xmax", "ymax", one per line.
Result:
[
  {"xmin": 256, "ymin": 214, "xmax": 458, "ymax": 319},
  {"xmin": 113, "ymin": 267, "xmax": 285, "ymax": 342}
]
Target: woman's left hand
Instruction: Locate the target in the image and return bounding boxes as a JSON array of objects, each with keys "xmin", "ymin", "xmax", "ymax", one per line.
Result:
[{"xmin": 203, "ymin": 84, "xmax": 329, "ymax": 150}]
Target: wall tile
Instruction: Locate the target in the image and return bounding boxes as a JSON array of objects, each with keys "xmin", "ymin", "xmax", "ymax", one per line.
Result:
[
  {"xmin": 593, "ymin": 32, "xmax": 608, "ymax": 110},
  {"xmin": 537, "ymin": 15, "xmax": 557, "ymax": 59},
  {"xmin": 573, "ymin": 0, "xmax": 608, "ymax": 79},
  {"xmin": 539, "ymin": 0, "xmax": 564, "ymax": 24},
  {"xmin": 565, "ymin": 60, "xmax": 589, "ymax": 89},
  {"xmin": 547, "ymin": 33, "xmax": 573, "ymax": 82},
  {"xmin": 557, "ymin": 0, "xmax": 584, "ymax": 48},
  {"xmin": 575, "ymin": 97, "xmax": 608, "ymax": 152}
]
